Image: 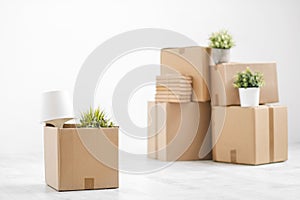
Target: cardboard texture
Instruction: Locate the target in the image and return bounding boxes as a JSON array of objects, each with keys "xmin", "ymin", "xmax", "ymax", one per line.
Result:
[
  {"xmin": 44, "ymin": 124, "xmax": 119, "ymax": 191},
  {"xmin": 147, "ymin": 101, "xmax": 212, "ymax": 161},
  {"xmin": 161, "ymin": 46, "xmax": 211, "ymax": 102},
  {"xmin": 212, "ymin": 106, "xmax": 270, "ymax": 165},
  {"xmin": 212, "ymin": 106, "xmax": 288, "ymax": 165},
  {"xmin": 268, "ymin": 105, "xmax": 288, "ymax": 162},
  {"xmin": 210, "ymin": 62, "xmax": 279, "ymax": 106}
]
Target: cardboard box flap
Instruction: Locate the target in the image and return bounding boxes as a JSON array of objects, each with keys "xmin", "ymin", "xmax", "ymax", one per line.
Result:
[{"xmin": 268, "ymin": 105, "xmax": 288, "ymax": 162}]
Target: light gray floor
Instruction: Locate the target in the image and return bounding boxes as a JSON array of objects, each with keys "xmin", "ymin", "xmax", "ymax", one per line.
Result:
[{"xmin": 1, "ymin": 144, "xmax": 299, "ymax": 200}]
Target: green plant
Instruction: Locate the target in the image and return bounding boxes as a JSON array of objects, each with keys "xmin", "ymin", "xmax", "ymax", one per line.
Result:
[
  {"xmin": 79, "ymin": 107, "xmax": 115, "ymax": 128},
  {"xmin": 209, "ymin": 30, "xmax": 235, "ymax": 49},
  {"xmin": 233, "ymin": 67, "xmax": 264, "ymax": 88}
]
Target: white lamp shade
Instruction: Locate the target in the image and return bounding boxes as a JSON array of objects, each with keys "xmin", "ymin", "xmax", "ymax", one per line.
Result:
[{"xmin": 41, "ymin": 90, "xmax": 74, "ymax": 123}]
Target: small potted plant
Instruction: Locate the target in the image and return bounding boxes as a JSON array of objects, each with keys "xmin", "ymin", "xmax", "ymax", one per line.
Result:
[
  {"xmin": 233, "ymin": 67, "xmax": 264, "ymax": 107},
  {"xmin": 209, "ymin": 29, "xmax": 235, "ymax": 64},
  {"xmin": 79, "ymin": 107, "xmax": 115, "ymax": 128}
]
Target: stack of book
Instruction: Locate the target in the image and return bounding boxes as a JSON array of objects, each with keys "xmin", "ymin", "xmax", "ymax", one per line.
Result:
[{"xmin": 155, "ymin": 75, "xmax": 192, "ymax": 103}]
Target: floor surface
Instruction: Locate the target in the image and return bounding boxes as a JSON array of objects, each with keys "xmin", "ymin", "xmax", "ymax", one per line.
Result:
[{"xmin": 0, "ymin": 144, "xmax": 299, "ymax": 200}]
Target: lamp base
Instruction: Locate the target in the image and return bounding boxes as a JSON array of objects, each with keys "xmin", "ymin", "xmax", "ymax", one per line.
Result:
[{"xmin": 45, "ymin": 118, "xmax": 73, "ymax": 128}]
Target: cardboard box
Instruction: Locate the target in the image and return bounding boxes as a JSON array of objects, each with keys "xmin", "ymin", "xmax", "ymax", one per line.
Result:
[
  {"xmin": 148, "ymin": 102, "xmax": 212, "ymax": 161},
  {"xmin": 210, "ymin": 62, "xmax": 279, "ymax": 106},
  {"xmin": 44, "ymin": 124, "xmax": 119, "ymax": 191},
  {"xmin": 212, "ymin": 106, "xmax": 288, "ymax": 165},
  {"xmin": 161, "ymin": 46, "xmax": 211, "ymax": 102},
  {"xmin": 268, "ymin": 105, "xmax": 288, "ymax": 162},
  {"xmin": 212, "ymin": 106, "xmax": 270, "ymax": 165}
]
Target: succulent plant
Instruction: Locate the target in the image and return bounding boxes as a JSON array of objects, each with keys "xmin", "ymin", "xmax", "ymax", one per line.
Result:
[
  {"xmin": 209, "ymin": 30, "xmax": 235, "ymax": 49},
  {"xmin": 79, "ymin": 107, "xmax": 115, "ymax": 128},
  {"xmin": 233, "ymin": 67, "xmax": 264, "ymax": 88}
]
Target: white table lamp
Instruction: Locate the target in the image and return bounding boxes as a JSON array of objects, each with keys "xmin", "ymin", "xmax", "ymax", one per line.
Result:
[{"xmin": 41, "ymin": 90, "xmax": 74, "ymax": 128}]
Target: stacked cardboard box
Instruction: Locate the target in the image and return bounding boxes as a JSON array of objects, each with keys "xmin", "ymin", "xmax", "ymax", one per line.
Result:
[
  {"xmin": 147, "ymin": 46, "xmax": 212, "ymax": 161},
  {"xmin": 149, "ymin": 46, "xmax": 288, "ymax": 164},
  {"xmin": 211, "ymin": 62, "xmax": 288, "ymax": 165},
  {"xmin": 210, "ymin": 62, "xmax": 279, "ymax": 106},
  {"xmin": 148, "ymin": 101, "xmax": 212, "ymax": 161},
  {"xmin": 161, "ymin": 46, "xmax": 211, "ymax": 101}
]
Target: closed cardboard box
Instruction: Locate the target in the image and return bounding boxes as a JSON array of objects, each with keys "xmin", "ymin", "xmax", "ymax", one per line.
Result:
[
  {"xmin": 44, "ymin": 124, "xmax": 119, "ymax": 191},
  {"xmin": 161, "ymin": 46, "xmax": 211, "ymax": 102},
  {"xmin": 210, "ymin": 62, "xmax": 279, "ymax": 106},
  {"xmin": 212, "ymin": 106, "xmax": 270, "ymax": 165},
  {"xmin": 212, "ymin": 106, "xmax": 288, "ymax": 165},
  {"xmin": 148, "ymin": 101, "xmax": 212, "ymax": 161}
]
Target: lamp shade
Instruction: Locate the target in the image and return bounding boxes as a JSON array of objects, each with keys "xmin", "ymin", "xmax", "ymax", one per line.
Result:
[{"xmin": 41, "ymin": 90, "xmax": 74, "ymax": 124}]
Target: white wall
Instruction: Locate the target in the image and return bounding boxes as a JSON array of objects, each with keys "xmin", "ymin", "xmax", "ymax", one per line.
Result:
[{"xmin": 0, "ymin": 0, "xmax": 299, "ymax": 155}]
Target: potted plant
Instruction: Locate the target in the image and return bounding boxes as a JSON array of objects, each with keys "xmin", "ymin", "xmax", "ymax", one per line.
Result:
[
  {"xmin": 79, "ymin": 107, "xmax": 115, "ymax": 128},
  {"xmin": 233, "ymin": 67, "xmax": 264, "ymax": 107},
  {"xmin": 209, "ymin": 29, "xmax": 235, "ymax": 64}
]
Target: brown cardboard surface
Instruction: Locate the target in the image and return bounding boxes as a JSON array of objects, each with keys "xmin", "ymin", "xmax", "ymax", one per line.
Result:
[
  {"xmin": 212, "ymin": 106, "xmax": 270, "ymax": 165},
  {"xmin": 161, "ymin": 46, "xmax": 211, "ymax": 102},
  {"xmin": 147, "ymin": 102, "xmax": 212, "ymax": 161},
  {"xmin": 44, "ymin": 127, "xmax": 59, "ymax": 189},
  {"xmin": 210, "ymin": 62, "xmax": 279, "ymax": 106},
  {"xmin": 268, "ymin": 105, "xmax": 288, "ymax": 162},
  {"xmin": 44, "ymin": 125, "xmax": 118, "ymax": 191}
]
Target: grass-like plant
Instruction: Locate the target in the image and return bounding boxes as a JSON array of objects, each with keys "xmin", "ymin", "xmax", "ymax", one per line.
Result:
[
  {"xmin": 79, "ymin": 107, "xmax": 115, "ymax": 128},
  {"xmin": 209, "ymin": 30, "xmax": 235, "ymax": 49},
  {"xmin": 233, "ymin": 67, "xmax": 264, "ymax": 88}
]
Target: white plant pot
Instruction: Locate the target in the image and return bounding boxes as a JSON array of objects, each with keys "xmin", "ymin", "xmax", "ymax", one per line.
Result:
[
  {"xmin": 212, "ymin": 48, "xmax": 230, "ymax": 64},
  {"xmin": 238, "ymin": 88, "xmax": 260, "ymax": 107}
]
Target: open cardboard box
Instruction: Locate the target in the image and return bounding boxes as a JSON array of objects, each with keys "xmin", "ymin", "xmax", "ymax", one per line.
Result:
[{"xmin": 44, "ymin": 124, "xmax": 119, "ymax": 191}]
